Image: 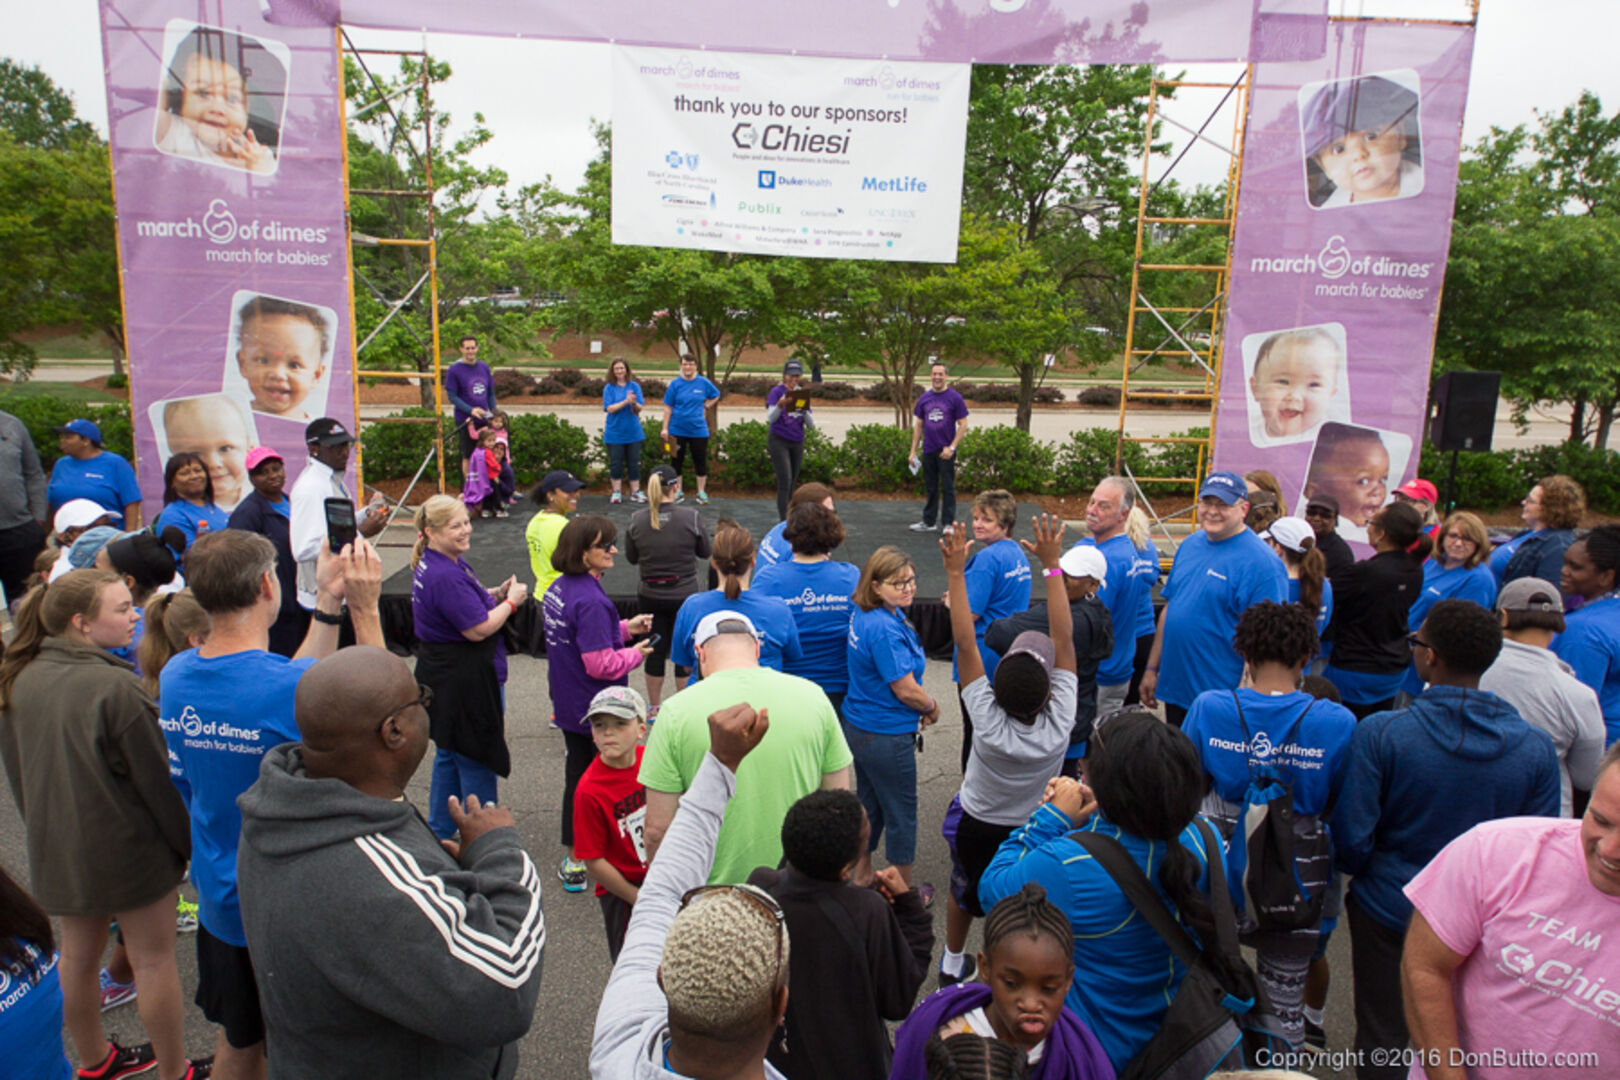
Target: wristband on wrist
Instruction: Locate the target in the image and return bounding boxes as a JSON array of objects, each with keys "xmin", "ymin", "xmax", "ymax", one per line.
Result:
[
  {"xmin": 1145, "ymin": 664, "xmax": 1159, "ymax": 672},
  {"xmin": 311, "ymin": 608, "xmax": 344, "ymax": 626},
  {"xmin": 1043, "ymin": 567, "xmax": 1064, "ymax": 579},
  {"xmin": 504, "ymin": 598, "xmax": 518, "ymax": 613}
]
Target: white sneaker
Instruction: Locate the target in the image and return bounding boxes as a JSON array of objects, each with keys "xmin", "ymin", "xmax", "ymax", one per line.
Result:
[
  {"xmin": 610, "ymin": 491, "xmax": 623, "ymax": 505},
  {"xmin": 909, "ymin": 521, "xmax": 938, "ymax": 533},
  {"xmin": 631, "ymin": 491, "xmax": 648, "ymax": 504}
]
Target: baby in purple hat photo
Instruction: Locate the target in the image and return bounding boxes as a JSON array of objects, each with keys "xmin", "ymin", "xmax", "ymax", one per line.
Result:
[{"xmin": 1299, "ymin": 69, "xmax": 1424, "ymax": 209}]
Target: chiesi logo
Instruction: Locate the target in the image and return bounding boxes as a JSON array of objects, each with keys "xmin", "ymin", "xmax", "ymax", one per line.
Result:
[{"xmin": 137, "ymin": 198, "xmax": 330, "ymax": 246}]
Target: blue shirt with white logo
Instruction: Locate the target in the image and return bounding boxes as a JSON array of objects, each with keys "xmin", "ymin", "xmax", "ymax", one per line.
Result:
[
  {"xmin": 844, "ymin": 605, "xmax": 929, "ymax": 735},
  {"xmin": 754, "ymin": 521, "xmax": 790, "ymax": 571},
  {"xmin": 752, "ymin": 560, "xmax": 860, "ymax": 693},
  {"xmin": 663, "ymin": 375, "xmax": 721, "ymax": 438},
  {"xmin": 1077, "ymin": 533, "xmax": 1150, "ymax": 685},
  {"xmin": 159, "ymin": 649, "xmax": 313, "ymax": 946},
  {"xmin": 1156, "ymin": 529, "xmax": 1289, "ymax": 709},
  {"xmin": 1553, "ymin": 595, "xmax": 1620, "ymax": 746},
  {"xmin": 0, "ymin": 942, "xmax": 71, "ymax": 1080},
  {"xmin": 1401, "ymin": 560, "xmax": 1497, "ymax": 694},
  {"xmin": 669, "ymin": 588, "xmax": 801, "ymax": 678},
  {"xmin": 955, "ymin": 538, "xmax": 1033, "ymax": 682},
  {"xmin": 602, "ymin": 381, "xmax": 646, "ymax": 444},
  {"xmin": 1182, "ymin": 688, "xmax": 1356, "ymax": 815},
  {"xmin": 47, "ymin": 450, "xmax": 141, "ymax": 516}
]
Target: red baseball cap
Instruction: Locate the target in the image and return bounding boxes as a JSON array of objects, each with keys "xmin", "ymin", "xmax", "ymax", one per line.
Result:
[{"xmin": 1394, "ymin": 479, "xmax": 1438, "ymax": 504}]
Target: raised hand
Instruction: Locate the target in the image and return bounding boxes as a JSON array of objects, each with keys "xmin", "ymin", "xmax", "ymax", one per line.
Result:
[
  {"xmin": 1019, "ymin": 513, "xmax": 1067, "ymax": 571},
  {"xmin": 707, "ymin": 703, "xmax": 770, "ymax": 773},
  {"xmin": 939, "ymin": 521, "xmax": 972, "ymax": 575}
]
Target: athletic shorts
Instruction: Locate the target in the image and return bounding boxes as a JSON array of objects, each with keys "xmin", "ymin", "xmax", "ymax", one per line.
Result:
[{"xmin": 196, "ymin": 924, "xmax": 265, "ymax": 1049}]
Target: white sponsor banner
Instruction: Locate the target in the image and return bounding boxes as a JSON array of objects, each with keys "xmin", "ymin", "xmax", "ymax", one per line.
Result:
[{"xmin": 611, "ymin": 45, "xmax": 970, "ymax": 263}]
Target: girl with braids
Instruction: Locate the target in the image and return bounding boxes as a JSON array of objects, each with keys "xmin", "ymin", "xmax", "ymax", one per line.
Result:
[
  {"xmin": 1555, "ymin": 523, "xmax": 1620, "ymax": 746},
  {"xmin": 891, "ymin": 884, "xmax": 1113, "ymax": 1080},
  {"xmin": 1181, "ymin": 601, "xmax": 1356, "ymax": 1048},
  {"xmin": 1259, "ymin": 517, "xmax": 1333, "ymax": 637},
  {"xmin": 979, "ymin": 711, "xmax": 1240, "ymax": 1074},
  {"xmin": 410, "ymin": 494, "xmax": 528, "ymax": 840},
  {"xmin": 924, "ymin": 1034, "xmax": 1032, "ymax": 1080},
  {"xmin": 0, "ymin": 571, "xmax": 197, "ymax": 1080},
  {"xmin": 668, "ymin": 521, "xmax": 800, "ymax": 683},
  {"xmin": 625, "ymin": 464, "xmax": 711, "ymax": 712},
  {"xmin": 1321, "ymin": 501, "xmax": 1431, "ymax": 719},
  {"xmin": 1400, "ymin": 511, "xmax": 1496, "ymax": 697}
]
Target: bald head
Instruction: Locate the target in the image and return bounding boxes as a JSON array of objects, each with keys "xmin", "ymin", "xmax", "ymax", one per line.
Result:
[{"xmin": 297, "ymin": 646, "xmax": 415, "ymax": 750}]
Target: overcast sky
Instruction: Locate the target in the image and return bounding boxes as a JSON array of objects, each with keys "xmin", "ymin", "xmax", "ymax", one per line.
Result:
[{"xmin": 5, "ymin": 0, "xmax": 1615, "ymax": 208}]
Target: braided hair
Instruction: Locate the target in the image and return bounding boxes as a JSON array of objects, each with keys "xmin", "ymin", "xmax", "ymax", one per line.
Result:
[
  {"xmin": 982, "ymin": 883, "xmax": 1072, "ymax": 966},
  {"xmin": 924, "ymin": 1032, "xmax": 1032, "ymax": 1080}
]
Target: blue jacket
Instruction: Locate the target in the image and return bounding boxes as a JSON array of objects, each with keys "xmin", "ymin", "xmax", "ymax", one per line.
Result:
[
  {"xmin": 1331, "ymin": 686, "xmax": 1560, "ymax": 931},
  {"xmin": 1500, "ymin": 528, "xmax": 1575, "ymax": 594}
]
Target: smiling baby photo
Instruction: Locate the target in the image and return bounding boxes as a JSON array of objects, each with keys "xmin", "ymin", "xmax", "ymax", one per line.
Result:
[
  {"xmin": 1242, "ymin": 322, "xmax": 1352, "ymax": 447},
  {"xmin": 152, "ymin": 20, "xmax": 290, "ymax": 176},
  {"xmin": 221, "ymin": 291, "xmax": 337, "ymax": 423}
]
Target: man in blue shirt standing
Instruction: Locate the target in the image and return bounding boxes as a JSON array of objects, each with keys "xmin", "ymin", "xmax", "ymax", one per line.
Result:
[
  {"xmin": 908, "ymin": 362, "xmax": 969, "ymax": 533},
  {"xmin": 443, "ymin": 334, "xmax": 496, "ymax": 478},
  {"xmin": 1141, "ymin": 471, "xmax": 1288, "ymax": 726},
  {"xmin": 1073, "ymin": 476, "xmax": 1153, "ymax": 716},
  {"xmin": 159, "ymin": 528, "xmax": 384, "ymax": 1076}
]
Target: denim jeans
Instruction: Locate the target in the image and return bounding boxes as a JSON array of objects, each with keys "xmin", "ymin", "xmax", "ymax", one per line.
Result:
[
  {"xmin": 426, "ymin": 748, "xmax": 500, "ymax": 839},
  {"xmin": 841, "ymin": 721, "xmax": 919, "ymax": 865},
  {"xmin": 607, "ymin": 440, "xmax": 642, "ymax": 482},
  {"xmin": 921, "ymin": 450, "xmax": 956, "ymax": 527}
]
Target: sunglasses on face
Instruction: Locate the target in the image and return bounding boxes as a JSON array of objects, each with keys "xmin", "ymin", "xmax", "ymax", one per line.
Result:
[{"xmin": 377, "ymin": 683, "xmax": 432, "ymax": 732}]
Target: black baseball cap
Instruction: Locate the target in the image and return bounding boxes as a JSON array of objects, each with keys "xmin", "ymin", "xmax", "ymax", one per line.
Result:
[
  {"xmin": 1305, "ymin": 492, "xmax": 1341, "ymax": 516},
  {"xmin": 304, "ymin": 418, "xmax": 355, "ymax": 447},
  {"xmin": 783, "ymin": 360, "xmax": 803, "ymax": 376},
  {"xmin": 540, "ymin": 470, "xmax": 585, "ymax": 495}
]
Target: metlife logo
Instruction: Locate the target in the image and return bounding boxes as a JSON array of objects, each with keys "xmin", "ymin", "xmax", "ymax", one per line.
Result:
[
  {"xmin": 1248, "ymin": 235, "xmax": 1435, "ymax": 301},
  {"xmin": 134, "ymin": 198, "xmax": 333, "ymax": 266}
]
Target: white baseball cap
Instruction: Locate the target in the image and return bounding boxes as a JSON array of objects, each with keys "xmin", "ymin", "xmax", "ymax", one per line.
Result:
[
  {"xmin": 1260, "ymin": 517, "xmax": 1315, "ymax": 554},
  {"xmin": 693, "ymin": 610, "xmax": 762, "ymax": 648},
  {"xmin": 1058, "ymin": 545, "xmax": 1108, "ymax": 584},
  {"xmin": 53, "ymin": 498, "xmax": 120, "ymax": 534}
]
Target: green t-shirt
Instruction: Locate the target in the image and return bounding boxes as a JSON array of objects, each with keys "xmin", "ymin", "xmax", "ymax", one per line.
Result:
[
  {"xmin": 526, "ymin": 510, "xmax": 569, "ymax": 596},
  {"xmin": 639, "ymin": 666, "xmax": 853, "ymax": 885}
]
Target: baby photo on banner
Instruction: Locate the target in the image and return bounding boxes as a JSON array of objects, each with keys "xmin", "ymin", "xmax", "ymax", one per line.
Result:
[
  {"xmin": 1212, "ymin": 16, "xmax": 1476, "ymax": 550},
  {"xmin": 154, "ymin": 20, "xmax": 290, "ymax": 176}
]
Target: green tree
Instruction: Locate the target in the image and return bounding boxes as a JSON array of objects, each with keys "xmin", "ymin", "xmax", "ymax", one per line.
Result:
[
  {"xmin": 1437, "ymin": 95, "xmax": 1620, "ymax": 447},
  {"xmin": 0, "ymin": 59, "xmax": 97, "ymax": 150}
]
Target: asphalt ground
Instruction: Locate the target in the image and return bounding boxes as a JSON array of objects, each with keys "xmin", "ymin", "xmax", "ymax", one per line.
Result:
[{"xmin": 0, "ymin": 508, "xmax": 1361, "ymax": 1080}]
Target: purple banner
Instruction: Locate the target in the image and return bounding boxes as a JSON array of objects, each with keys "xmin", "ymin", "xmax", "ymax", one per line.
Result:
[
  {"xmin": 1212, "ymin": 19, "xmax": 1475, "ymax": 545},
  {"xmin": 100, "ymin": 1, "xmax": 354, "ymax": 516},
  {"xmin": 262, "ymin": 0, "xmax": 1326, "ymax": 65}
]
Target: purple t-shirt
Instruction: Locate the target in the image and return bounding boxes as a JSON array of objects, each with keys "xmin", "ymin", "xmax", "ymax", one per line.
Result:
[
  {"xmin": 543, "ymin": 572, "xmax": 625, "ymax": 732},
  {"xmin": 913, "ymin": 388, "xmax": 968, "ymax": 454},
  {"xmin": 444, "ymin": 360, "xmax": 495, "ymax": 425},
  {"xmin": 411, "ymin": 548, "xmax": 506, "ymax": 682},
  {"xmin": 766, "ymin": 384, "xmax": 810, "ymax": 442}
]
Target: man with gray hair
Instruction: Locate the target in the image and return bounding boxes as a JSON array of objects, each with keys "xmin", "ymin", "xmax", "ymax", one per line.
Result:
[
  {"xmin": 1071, "ymin": 476, "xmax": 1157, "ymax": 714},
  {"xmin": 1479, "ymin": 577, "xmax": 1606, "ymax": 816},
  {"xmin": 592, "ymin": 701, "xmax": 789, "ymax": 1079},
  {"xmin": 640, "ymin": 610, "xmax": 851, "ymax": 884},
  {"xmin": 158, "ymin": 529, "xmax": 382, "ymax": 1078}
]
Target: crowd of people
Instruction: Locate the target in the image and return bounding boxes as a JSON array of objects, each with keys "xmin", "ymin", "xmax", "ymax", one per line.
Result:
[{"xmin": 1, "ymin": 382, "xmax": 1618, "ymax": 1080}]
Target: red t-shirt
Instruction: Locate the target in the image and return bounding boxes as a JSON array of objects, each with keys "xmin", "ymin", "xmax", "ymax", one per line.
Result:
[{"xmin": 571, "ymin": 746, "xmax": 649, "ymax": 896}]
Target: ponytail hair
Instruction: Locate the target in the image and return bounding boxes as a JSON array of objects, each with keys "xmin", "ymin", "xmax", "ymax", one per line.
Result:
[
  {"xmin": 1275, "ymin": 535, "xmax": 1326, "ymax": 616},
  {"xmin": 647, "ymin": 473, "xmax": 667, "ymax": 531},
  {"xmin": 711, "ymin": 522, "xmax": 756, "ymax": 601},
  {"xmin": 139, "ymin": 589, "xmax": 211, "ymax": 698},
  {"xmin": 1373, "ymin": 501, "xmax": 1432, "ymax": 564},
  {"xmin": 1125, "ymin": 504, "xmax": 1151, "ymax": 550},
  {"xmin": 412, "ymin": 494, "xmax": 464, "ymax": 569},
  {"xmin": 0, "ymin": 570, "xmax": 122, "ymax": 708}
]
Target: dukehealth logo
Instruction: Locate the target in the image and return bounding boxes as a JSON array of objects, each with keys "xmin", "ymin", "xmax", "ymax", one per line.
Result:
[{"xmin": 759, "ymin": 170, "xmax": 775, "ymax": 189}]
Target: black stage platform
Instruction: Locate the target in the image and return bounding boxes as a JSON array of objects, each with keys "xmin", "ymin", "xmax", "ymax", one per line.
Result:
[{"xmin": 379, "ymin": 493, "xmax": 1053, "ymax": 658}]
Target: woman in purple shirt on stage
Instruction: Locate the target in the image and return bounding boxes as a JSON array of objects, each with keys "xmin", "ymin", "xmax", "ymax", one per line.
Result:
[
  {"xmin": 410, "ymin": 495, "xmax": 527, "ymax": 840},
  {"xmin": 765, "ymin": 359, "xmax": 815, "ymax": 521},
  {"xmin": 543, "ymin": 514, "xmax": 655, "ymax": 892}
]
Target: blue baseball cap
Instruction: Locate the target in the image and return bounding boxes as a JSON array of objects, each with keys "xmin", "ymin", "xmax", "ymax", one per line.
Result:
[
  {"xmin": 53, "ymin": 419, "xmax": 102, "ymax": 445},
  {"xmin": 1198, "ymin": 471, "xmax": 1249, "ymax": 505}
]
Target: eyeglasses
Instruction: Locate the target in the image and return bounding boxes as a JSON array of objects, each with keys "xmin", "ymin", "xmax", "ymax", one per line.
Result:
[
  {"xmin": 680, "ymin": 883, "xmax": 787, "ymax": 977},
  {"xmin": 1407, "ymin": 633, "xmax": 1433, "ymax": 651},
  {"xmin": 882, "ymin": 576, "xmax": 918, "ymax": 591},
  {"xmin": 591, "ymin": 540, "xmax": 617, "ymax": 551},
  {"xmin": 377, "ymin": 683, "xmax": 432, "ymax": 732}
]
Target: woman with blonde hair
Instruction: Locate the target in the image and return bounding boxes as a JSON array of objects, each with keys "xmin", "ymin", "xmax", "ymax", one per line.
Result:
[
  {"xmin": 1498, "ymin": 474, "xmax": 1586, "ymax": 593},
  {"xmin": 1123, "ymin": 504, "xmax": 1162, "ymax": 706},
  {"xmin": 410, "ymin": 494, "xmax": 528, "ymax": 840},
  {"xmin": 138, "ymin": 588, "xmax": 212, "ymax": 698},
  {"xmin": 668, "ymin": 521, "xmax": 800, "ymax": 680},
  {"xmin": 0, "ymin": 570, "xmax": 198, "ymax": 1080},
  {"xmin": 625, "ymin": 464, "xmax": 710, "ymax": 711},
  {"xmin": 1400, "ymin": 510, "xmax": 1498, "ymax": 697}
]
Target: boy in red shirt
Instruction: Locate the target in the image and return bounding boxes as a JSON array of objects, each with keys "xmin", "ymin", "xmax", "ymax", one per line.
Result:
[{"xmin": 572, "ymin": 685, "xmax": 651, "ymax": 960}]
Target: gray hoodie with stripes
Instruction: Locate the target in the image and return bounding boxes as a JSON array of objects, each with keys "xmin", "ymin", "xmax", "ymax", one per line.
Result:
[{"xmin": 237, "ymin": 743, "xmax": 545, "ymax": 1078}]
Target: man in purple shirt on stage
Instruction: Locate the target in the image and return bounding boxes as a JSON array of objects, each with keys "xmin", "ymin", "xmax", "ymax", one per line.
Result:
[
  {"xmin": 444, "ymin": 334, "xmax": 496, "ymax": 476},
  {"xmin": 908, "ymin": 361, "xmax": 970, "ymax": 533}
]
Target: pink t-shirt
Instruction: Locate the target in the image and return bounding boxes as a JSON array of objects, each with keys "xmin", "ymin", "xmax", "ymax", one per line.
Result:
[{"xmin": 1404, "ymin": 816, "xmax": 1620, "ymax": 1080}]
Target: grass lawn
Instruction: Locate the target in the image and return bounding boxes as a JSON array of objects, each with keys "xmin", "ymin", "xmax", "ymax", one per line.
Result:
[
  {"xmin": 24, "ymin": 332, "xmax": 118, "ymax": 360},
  {"xmin": 0, "ymin": 381, "xmax": 122, "ymax": 406}
]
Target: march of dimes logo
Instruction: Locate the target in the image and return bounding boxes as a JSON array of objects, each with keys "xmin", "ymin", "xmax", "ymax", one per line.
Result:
[
  {"xmin": 136, "ymin": 197, "xmax": 335, "ymax": 267},
  {"xmin": 1248, "ymin": 235, "xmax": 1436, "ymax": 301}
]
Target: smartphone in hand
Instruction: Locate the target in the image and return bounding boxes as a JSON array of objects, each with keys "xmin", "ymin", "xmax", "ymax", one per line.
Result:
[{"xmin": 324, "ymin": 498, "xmax": 357, "ymax": 555}]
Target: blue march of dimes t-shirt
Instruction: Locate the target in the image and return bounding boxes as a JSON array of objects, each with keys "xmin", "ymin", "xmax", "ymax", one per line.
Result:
[
  {"xmin": 160, "ymin": 649, "xmax": 314, "ymax": 946},
  {"xmin": 47, "ymin": 451, "xmax": 141, "ymax": 516},
  {"xmin": 0, "ymin": 942, "xmax": 72, "ymax": 1080},
  {"xmin": 1155, "ymin": 529, "xmax": 1288, "ymax": 709},
  {"xmin": 752, "ymin": 560, "xmax": 860, "ymax": 694},
  {"xmin": 1181, "ymin": 688, "xmax": 1356, "ymax": 814},
  {"xmin": 955, "ymin": 538, "xmax": 1032, "ymax": 682},
  {"xmin": 754, "ymin": 521, "xmax": 791, "ymax": 571},
  {"xmin": 663, "ymin": 375, "xmax": 721, "ymax": 438},
  {"xmin": 1077, "ymin": 533, "xmax": 1151, "ymax": 685},
  {"xmin": 603, "ymin": 382, "xmax": 646, "ymax": 444},
  {"xmin": 669, "ymin": 588, "xmax": 801, "ymax": 679},
  {"xmin": 844, "ymin": 605, "xmax": 929, "ymax": 734}
]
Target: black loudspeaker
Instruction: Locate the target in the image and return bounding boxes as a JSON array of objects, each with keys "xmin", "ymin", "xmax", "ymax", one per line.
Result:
[{"xmin": 1430, "ymin": 372, "xmax": 1501, "ymax": 452}]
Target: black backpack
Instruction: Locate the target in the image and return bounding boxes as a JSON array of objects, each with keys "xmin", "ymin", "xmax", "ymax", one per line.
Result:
[
  {"xmin": 1217, "ymin": 693, "xmax": 1334, "ymax": 933},
  {"xmin": 1069, "ymin": 819, "xmax": 1286, "ymax": 1080}
]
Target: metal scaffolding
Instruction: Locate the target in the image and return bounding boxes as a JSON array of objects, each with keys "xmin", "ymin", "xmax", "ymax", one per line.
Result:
[
  {"xmin": 1114, "ymin": 69, "xmax": 1250, "ymax": 548},
  {"xmin": 339, "ymin": 31, "xmax": 447, "ymax": 507}
]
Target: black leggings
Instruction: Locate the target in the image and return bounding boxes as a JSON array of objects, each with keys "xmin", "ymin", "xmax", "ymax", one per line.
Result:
[
  {"xmin": 638, "ymin": 592, "xmax": 694, "ymax": 680},
  {"xmin": 769, "ymin": 433, "xmax": 804, "ymax": 520},
  {"xmin": 672, "ymin": 435, "xmax": 709, "ymax": 479},
  {"xmin": 561, "ymin": 729, "xmax": 596, "ymax": 847}
]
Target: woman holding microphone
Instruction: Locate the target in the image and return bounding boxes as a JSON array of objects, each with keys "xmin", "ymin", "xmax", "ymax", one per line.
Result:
[
  {"xmin": 765, "ymin": 359, "xmax": 814, "ymax": 521},
  {"xmin": 410, "ymin": 494, "xmax": 527, "ymax": 840},
  {"xmin": 841, "ymin": 545, "xmax": 938, "ymax": 892}
]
